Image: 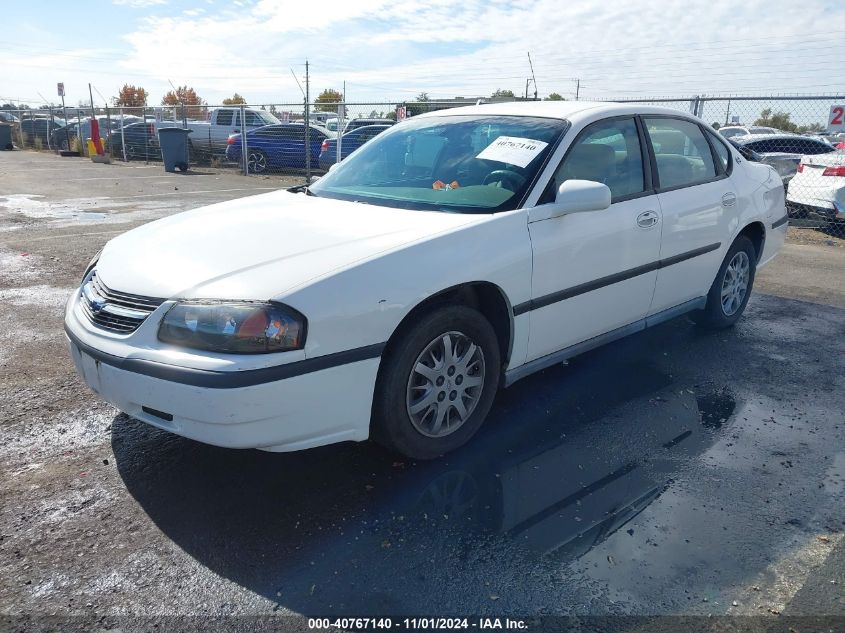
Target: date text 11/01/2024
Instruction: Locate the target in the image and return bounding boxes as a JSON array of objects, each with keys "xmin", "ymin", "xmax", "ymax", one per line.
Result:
[{"xmin": 307, "ymin": 618, "xmax": 528, "ymax": 630}]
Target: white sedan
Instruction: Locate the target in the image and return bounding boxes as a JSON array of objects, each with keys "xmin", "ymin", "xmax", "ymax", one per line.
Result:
[
  {"xmin": 787, "ymin": 151, "xmax": 845, "ymax": 220},
  {"xmin": 65, "ymin": 102, "xmax": 787, "ymax": 459}
]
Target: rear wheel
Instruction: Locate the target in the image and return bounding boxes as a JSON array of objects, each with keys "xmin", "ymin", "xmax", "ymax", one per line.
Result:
[
  {"xmin": 691, "ymin": 235, "xmax": 756, "ymax": 329},
  {"xmin": 373, "ymin": 306, "xmax": 500, "ymax": 459},
  {"xmin": 247, "ymin": 149, "xmax": 267, "ymax": 174}
]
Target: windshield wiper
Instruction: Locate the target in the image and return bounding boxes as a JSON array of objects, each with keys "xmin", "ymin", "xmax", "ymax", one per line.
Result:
[{"xmin": 286, "ymin": 184, "xmax": 317, "ymax": 196}]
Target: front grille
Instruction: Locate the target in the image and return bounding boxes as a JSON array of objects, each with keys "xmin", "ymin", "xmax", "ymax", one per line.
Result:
[{"xmin": 80, "ymin": 272, "xmax": 165, "ymax": 334}]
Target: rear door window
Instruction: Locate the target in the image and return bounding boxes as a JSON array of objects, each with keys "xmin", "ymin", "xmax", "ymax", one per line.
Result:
[{"xmin": 644, "ymin": 117, "xmax": 717, "ymax": 189}]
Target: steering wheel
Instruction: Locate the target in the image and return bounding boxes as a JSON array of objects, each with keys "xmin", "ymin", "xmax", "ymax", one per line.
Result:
[{"xmin": 482, "ymin": 169, "xmax": 526, "ymax": 191}]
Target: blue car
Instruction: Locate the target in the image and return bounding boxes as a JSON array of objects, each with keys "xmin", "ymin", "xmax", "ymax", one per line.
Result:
[
  {"xmin": 318, "ymin": 125, "xmax": 391, "ymax": 170},
  {"xmin": 225, "ymin": 123, "xmax": 333, "ymax": 173}
]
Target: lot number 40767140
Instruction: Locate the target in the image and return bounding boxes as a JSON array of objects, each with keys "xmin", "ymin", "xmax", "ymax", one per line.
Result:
[{"xmin": 830, "ymin": 105, "xmax": 845, "ymax": 132}]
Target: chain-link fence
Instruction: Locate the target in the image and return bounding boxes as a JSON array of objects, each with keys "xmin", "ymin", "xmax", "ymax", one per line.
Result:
[{"xmin": 3, "ymin": 94, "xmax": 844, "ymax": 237}]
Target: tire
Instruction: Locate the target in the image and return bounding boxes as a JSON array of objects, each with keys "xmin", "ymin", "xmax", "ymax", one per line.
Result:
[
  {"xmin": 372, "ymin": 305, "xmax": 501, "ymax": 460},
  {"xmin": 247, "ymin": 149, "xmax": 268, "ymax": 174},
  {"xmin": 690, "ymin": 235, "xmax": 757, "ymax": 329}
]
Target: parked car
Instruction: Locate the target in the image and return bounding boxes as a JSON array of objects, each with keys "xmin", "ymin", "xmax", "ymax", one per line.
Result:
[
  {"xmin": 65, "ymin": 101, "xmax": 786, "ymax": 459},
  {"xmin": 730, "ymin": 133, "xmax": 836, "ymax": 186},
  {"xmin": 50, "ymin": 115, "xmax": 144, "ymax": 151},
  {"xmin": 0, "ymin": 112, "xmax": 19, "ymax": 123},
  {"xmin": 786, "ymin": 151, "xmax": 845, "ymax": 220},
  {"xmin": 343, "ymin": 117, "xmax": 395, "ymax": 133},
  {"xmin": 318, "ymin": 124, "xmax": 391, "ymax": 169},
  {"xmin": 107, "ymin": 120, "xmax": 161, "ymax": 160},
  {"xmin": 718, "ymin": 125, "xmax": 779, "ymax": 139},
  {"xmin": 183, "ymin": 107, "xmax": 280, "ymax": 157},
  {"xmin": 18, "ymin": 117, "xmax": 65, "ymax": 147},
  {"xmin": 225, "ymin": 123, "xmax": 334, "ymax": 173}
]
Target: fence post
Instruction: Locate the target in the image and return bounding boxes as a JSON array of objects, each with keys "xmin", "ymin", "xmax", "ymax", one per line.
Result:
[
  {"xmin": 143, "ymin": 106, "xmax": 150, "ymax": 163},
  {"xmin": 240, "ymin": 104, "xmax": 248, "ymax": 175},
  {"xmin": 105, "ymin": 104, "xmax": 112, "ymax": 158},
  {"xmin": 76, "ymin": 107, "xmax": 84, "ymax": 156},
  {"xmin": 304, "ymin": 96, "xmax": 311, "ymax": 184},
  {"xmin": 336, "ymin": 102, "xmax": 343, "ymax": 165},
  {"xmin": 119, "ymin": 107, "xmax": 127, "ymax": 162}
]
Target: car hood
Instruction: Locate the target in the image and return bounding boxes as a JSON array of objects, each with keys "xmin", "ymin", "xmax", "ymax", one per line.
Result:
[{"xmin": 96, "ymin": 190, "xmax": 485, "ymax": 300}]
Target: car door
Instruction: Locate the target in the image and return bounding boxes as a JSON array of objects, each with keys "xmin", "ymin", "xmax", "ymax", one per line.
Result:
[
  {"xmin": 525, "ymin": 116, "xmax": 662, "ymax": 362},
  {"xmin": 643, "ymin": 116, "xmax": 734, "ymax": 314}
]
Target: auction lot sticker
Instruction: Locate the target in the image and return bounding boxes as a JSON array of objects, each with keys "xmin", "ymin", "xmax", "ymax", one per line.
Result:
[{"xmin": 477, "ymin": 136, "xmax": 549, "ymax": 168}]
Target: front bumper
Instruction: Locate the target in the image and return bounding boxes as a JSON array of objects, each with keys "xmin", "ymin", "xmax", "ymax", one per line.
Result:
[{"xmin": 65, "ymin": 292, "xmax": 380, "ymax": 452}]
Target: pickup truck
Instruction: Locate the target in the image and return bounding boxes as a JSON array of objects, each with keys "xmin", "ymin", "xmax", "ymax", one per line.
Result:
[{"xmin": 165, "ymin": 107, "xmax": 280, "ymax": 158}]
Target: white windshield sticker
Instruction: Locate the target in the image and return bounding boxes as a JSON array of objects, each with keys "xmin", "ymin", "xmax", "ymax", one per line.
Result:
[{"xmin": 476, "ymin": 136, "xmax": 549, "ymax": 168}]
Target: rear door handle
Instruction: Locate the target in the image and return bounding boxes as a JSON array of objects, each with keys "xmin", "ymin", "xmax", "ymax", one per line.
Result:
[
  {"xmin": 722, "ymin": 192, "xmax": 737, "ymax": 207},
  {"xmin": 636, "ymin": 210, "xmax": 659, "ymax": 228}
]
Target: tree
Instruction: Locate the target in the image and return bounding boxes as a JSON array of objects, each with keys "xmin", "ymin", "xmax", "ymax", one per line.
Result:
[
  {"xmin": 222, "ymin": 93, "xmax": 246, "ymax": 105},
  {"xmin": 113, "ymin": 84, "xmax": 148, "ymax": 108},
  {"xmin": 407, "ymin": 92, "xmax": 433, "ymax": 117},
  {"xmin": 491, "ymin": 89, "xmax": 515, "ymax": 98},
  {"xmin": 315, "ymin": 88, "xmax": 343, "ymax": 113},
  {"xmin": 754, "ymin": 108, "xmax": 807, "ymax": 132},
  {"xmin": 797, "ymin": 122, "xmax": 824, "ymax": 134},
  {"xmin": 545, "ymin": 92, "xmax": 565, "ymax": 101},
  {"xmin": 161, "ymin": 85, "xmax": 206, "ymax": 118}
]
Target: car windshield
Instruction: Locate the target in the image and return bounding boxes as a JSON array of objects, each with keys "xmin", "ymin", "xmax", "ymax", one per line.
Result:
[{"xmin": 309, "ymin": 115, "xmax": 567, "ymax": 213}]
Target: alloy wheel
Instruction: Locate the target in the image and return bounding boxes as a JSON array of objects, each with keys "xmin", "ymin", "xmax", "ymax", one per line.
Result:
[
  {"xmin": 721, "ymin": 250, "xmax": 750, "ymax": 316},
  {"xmin": 247, "ymin": 151, "xmax": 267, "ymax": 173},
  {"xmin": 406, "ymin": 331, "xmax": 485, "ymax": 438}
]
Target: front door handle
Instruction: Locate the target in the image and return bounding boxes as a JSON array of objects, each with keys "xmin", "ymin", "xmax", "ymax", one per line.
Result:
[
  {"xmin": 636, "ymin": 210, "xmax": 659, "ymax": 228},
  {"xmin": 722, "ymin": 192, "xmax": 737, "ymax": 207}
]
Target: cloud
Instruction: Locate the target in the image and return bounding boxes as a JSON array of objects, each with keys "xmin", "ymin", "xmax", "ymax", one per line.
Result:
[
  {"xmin": 113, "ymin": 0, "xmax": 168, "ymax": 7},
  {"xmin": 4, "ymin": 0, "xmax": 845, "ymax": 109}
]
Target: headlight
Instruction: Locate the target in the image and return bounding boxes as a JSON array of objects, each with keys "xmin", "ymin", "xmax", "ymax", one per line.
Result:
[{"xmin": 158, "ymin": 302, "xmax": 306, "ymax": 354}]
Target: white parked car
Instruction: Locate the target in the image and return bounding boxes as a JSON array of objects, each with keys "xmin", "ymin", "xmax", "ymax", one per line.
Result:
[
  {"xmin": 787, "ymin": 151, "xmax": 845, "ymax": 220},
  {"xmin": 65, "ymin": 102, "xmax": 787, "ymax": 459},
  {"xmin": 719, "ymin": 125, "xmax": 780, "ymax": 139}
]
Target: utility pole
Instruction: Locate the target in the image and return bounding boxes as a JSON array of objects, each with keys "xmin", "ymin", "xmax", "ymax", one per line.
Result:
[
  {"xmin": 527, "ymin": 52, "xmax": 537, "ymax": 100},
  {"xmin": 304, "ymin": 60, "xmax": 311, "ymax": 184},
  {"xmin": 575, "ymin": 79, "xmax": 581, "ymax": 101}
]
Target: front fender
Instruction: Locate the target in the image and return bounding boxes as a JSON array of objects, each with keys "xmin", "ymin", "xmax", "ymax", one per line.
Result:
[{"xmin": 279, "ymin": 210, "xmax": 533, "ymax": 364}]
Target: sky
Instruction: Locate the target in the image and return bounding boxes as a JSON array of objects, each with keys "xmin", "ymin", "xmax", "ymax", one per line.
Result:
[{"xmin": 1, "ymin": 0, "xmax": 844, "ymax": 109}]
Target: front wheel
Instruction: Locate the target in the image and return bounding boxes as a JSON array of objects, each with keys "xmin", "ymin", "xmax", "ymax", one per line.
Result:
[
  {"xmin": 691, "ymin": 235, "xmax": 757, "ymax": 329},
  {"xmin": 372, "ymin": 306, "xmax": 500, "ymax": 460}
]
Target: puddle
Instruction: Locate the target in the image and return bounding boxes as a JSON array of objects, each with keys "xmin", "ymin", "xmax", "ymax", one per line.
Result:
[
  {"xmin": 0, "ymin": 194, "xmax": 107, "ymax": 222},
  {"xmin": 696, "ymin": 389, "xmax": 737, "ymax": 429},
  {"xmin": 0, "ymin": 194, "xmax": 179, "ymax": 229}
]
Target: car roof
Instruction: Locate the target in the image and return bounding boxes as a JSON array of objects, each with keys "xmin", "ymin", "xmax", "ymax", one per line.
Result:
[{"xmin": 416, "ymin": 100, "xmax": 701, "ymax": 122}]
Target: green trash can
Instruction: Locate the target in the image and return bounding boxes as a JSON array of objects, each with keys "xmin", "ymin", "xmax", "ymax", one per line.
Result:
[
  {"xmin": 0, "ymin": 123, "xmax": 12, "ymax": 150},
  {"xmin": 158, "ymin": 127, "xmax": 191, "ymax": 172}
]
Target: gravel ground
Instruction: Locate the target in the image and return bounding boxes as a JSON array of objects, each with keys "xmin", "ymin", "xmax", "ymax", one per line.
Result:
[{"xmin": 1, "ymin": 151, "xmax": 844, "ymax": 632}]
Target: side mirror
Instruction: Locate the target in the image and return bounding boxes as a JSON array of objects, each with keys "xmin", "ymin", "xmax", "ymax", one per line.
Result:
[
  {"xmin": 328, "ymin": 162, "xmax": 340, "ymax": 172},
  {"xmin": 529, "ymin": 179, "xmax": 611, "ymax": 222}
]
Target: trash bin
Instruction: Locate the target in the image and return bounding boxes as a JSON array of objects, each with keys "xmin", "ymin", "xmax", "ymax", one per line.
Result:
[
  {"xmin": 158, "ymin": 127, "xmax": 191, "ymax": 172},
  {"xmin": 0, "ymin": 123, "xmax": 12, "ymax": 151}
]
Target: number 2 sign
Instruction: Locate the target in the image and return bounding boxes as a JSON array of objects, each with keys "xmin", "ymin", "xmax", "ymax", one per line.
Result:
[{"xmin": 830, "ymin": 105, "xmax": 845, "ymax": 132}]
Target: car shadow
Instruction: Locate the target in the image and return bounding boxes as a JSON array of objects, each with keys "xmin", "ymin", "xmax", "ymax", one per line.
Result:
[{"xmin": 112, "ymin": 320, "xmax": 737, "ymax": 615}]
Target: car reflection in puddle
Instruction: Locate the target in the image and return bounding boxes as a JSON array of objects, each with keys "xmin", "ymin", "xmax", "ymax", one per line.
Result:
[{"xmin": 113, "ymin": 357, "xmax": 737, "ymax": 615}]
